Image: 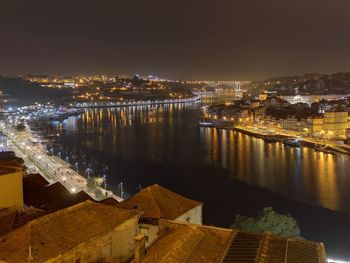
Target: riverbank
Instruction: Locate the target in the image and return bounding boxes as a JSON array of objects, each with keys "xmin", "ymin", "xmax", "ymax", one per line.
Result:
[
  {"xmin": 233, "ymin": 124, "xmax": 350, "ymax": 155},
  {"xmin": 202, "ymin": 120, "xmax": 350, "ymax": 155},
  {"xmin": 69, "ymin": 96, "xmax": 201, "ymax": 108}
]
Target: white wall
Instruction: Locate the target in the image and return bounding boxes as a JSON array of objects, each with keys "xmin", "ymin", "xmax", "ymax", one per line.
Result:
[{"xmin": 175, "ymin": 204, "xmax": 203, "ymax": 225}]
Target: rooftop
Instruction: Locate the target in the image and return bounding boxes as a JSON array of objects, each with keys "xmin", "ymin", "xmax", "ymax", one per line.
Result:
[
  {"xmin": 0, "ymin": 166, "xmax": 20, "ymax": 176},
  {"xmin": 142, "ymin": 221, "xmax": 327, "ymax": 263},
  {"xmin": 99, "ymin": 196, "xmax": 120, "ymax": 207},
  {"xmin": 0, "ymin": 200, "xmax": 141, "ymax": 263},
  {"xmin": 118, "ymin": 184, "xmax": 202, "ymax": 223},
  {"xmin": 23, "ymin": 173, "xmax": 49, "ymax": 193},
  {"xmin": 0, "ymin": 158, "xmax": 24, "ymax": 176},
  {"xmin": 222, "ymin": 231, "xmax": 326, "ymax": 263},
  {"xmin": 24, "ymin": 181, "xmax": 92, "ymax": 213},
  {"xmin": 142, "ymin": 220, "xmax": 232, "ymax": 263}
]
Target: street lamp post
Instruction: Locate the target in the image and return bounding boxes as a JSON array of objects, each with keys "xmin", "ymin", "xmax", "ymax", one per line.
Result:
[
  {"xmin": 120, "ymin": 182, "xmax": 124, "ymax": 199},
  {"xmin": 103, "ymin": 175, "xmax": 107, "ymax": 189},
  {"xmin": 86, "ymin": 167, "xmax": 92, "ymax": 178}
]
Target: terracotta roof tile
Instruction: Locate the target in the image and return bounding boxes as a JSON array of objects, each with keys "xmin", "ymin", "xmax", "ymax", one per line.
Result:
[
  {"xmin": 118, "ymin": 184, "xmax": 202, "ymax": 222},
  {"xmin": 99, "ymin": 197, "xmax": 120, "ymax": 207},
  {"xmin": 142, "ymin": 220, "xmax": 233, "ymax": 263},
  {"xmin": 0, "ymin": 200, "xmax": 141, "ymax": 263},
  {"xmin": 222, "ymin": 231, "xmax": 327, "ymax": 263},
  {"xmin": 142, "ymin": 222, "xmax": 327, "ymax": 263},
  {"xmin": 24, "ymin": 182, "xmax": 92, "ymax": 212},
  {"xmin": 0, "ymin": 212, "xmax": 17, "ymax": 236},
  {"xmin": 23, "ymin": 173, "xmax": 49, "ymax": 193}
]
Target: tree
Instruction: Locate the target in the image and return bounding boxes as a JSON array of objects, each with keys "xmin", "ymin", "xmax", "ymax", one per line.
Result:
[
  {"xmin": 86, "ymin": 176, "xmax": 99, "ymax": 192},
  {"xmin": 231, "ymin": 207, "xmax": 301, "ymax": 238},
  {"xmin": 86, "ymin": 176, "xmax": 105, "ymax": 200},
  {"xmin": 16, "ymin": 123, "xmax": 26, "ymax": 131}
]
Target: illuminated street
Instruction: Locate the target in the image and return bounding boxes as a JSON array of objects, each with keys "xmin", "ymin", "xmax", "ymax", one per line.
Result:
[{"xmin": 0, "ymin": 121, "xmax": 122, "ymax": 201}]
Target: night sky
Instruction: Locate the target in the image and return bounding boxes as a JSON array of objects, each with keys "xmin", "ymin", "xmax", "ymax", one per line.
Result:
[{"xmin": 1, "ymin": 0, "xmax": 350, "ymax": 80}]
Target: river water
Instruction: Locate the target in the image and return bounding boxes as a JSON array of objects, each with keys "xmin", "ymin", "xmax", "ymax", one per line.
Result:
[{"xmin": 45, "ymin": 102, "xmax": 350, "ymax": 257}]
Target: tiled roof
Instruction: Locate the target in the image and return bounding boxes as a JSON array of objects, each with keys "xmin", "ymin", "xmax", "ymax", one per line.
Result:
[
  {"xmin": 0, "ymin": 211, "xmax": 17, "ymax": 236},
  {"xmin": 0, "ymin": 152, "xmax": 24, "ymax": 164},
  {"xmin": 222, "ymin": 231, "xmax": 326, "ymax": 263},
  {"xmin": 0, "ymin": 208, "xmax": 45, "ymax": 237},
  {"xmin": 0, "ymin": 200, "xmax": 141, "ymax": 263},
  {"xmin": 2, "ymin": 174, "xmax": 118, "ymax": 236},
  {"xmin": 141, "ymin": 220, "xmax": 233, "ymax": 263},
  {"xmin": 0, "ymin": 155, "xmax": 25, "ymax": 176},
  {"xmin": 24, "ymin": 181, "xmax": 92, "ymax": 212},
  {"xmin": 23, "ymin": 173, "xmax": 49, "ymax": 193},
  {"xmin": 142, "ymin": 221, "xmax": 327, "ymax": 263},
  {"xmin": 118, "ymin": 184, "xmax": 202, "ymax": 223},
  {"xmin": 99, "ymin": 197, "xmax": 120, "ymax": 207}
]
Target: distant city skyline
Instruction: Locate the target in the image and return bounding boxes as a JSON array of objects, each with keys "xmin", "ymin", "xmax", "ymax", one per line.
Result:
[{"xmin": 1, "ymin": 0, "xmax": 350, "ymax": 80}]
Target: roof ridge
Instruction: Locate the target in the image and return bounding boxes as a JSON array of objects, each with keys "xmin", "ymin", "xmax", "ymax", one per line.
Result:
[
  {"xmin": 26, "ymin": 200, "xmax": 93, "ymax": 226},
  {"xmin": 167, "ymin": 220, "xmax": 232, "ymax": 232}
]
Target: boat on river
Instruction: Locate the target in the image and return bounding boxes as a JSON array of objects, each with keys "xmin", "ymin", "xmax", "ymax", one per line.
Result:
[
  {"xmin": 283, "ymin": 139, "xmax": 301, "ymax": 147},
  {"xmin": 198, "ymin": 120, "xmax": 215, "ymax": 127}
]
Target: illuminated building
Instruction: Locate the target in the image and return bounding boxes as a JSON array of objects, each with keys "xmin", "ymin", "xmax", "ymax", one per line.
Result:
[{"xmin": 323, "ymin": 111, "xmax": 349, "ymax": 138}]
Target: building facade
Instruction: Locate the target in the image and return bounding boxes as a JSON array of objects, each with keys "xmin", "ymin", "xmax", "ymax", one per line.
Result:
[
  {"xmin": 0, "ymin": 162, "xmax": 24, "ymax": 211},
  {"xmin": 323, "ymin": 111, "xmax": 349, "ymax": 138}
]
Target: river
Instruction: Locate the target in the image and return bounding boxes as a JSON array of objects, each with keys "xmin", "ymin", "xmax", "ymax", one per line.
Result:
[{"xmin": 41, "ymin": 102, "xmax": 350, "ymax": 258}]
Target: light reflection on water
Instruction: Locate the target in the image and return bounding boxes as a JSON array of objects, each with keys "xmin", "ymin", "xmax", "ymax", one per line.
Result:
[
  {"xmin": 199, "ymin": 127, "xmax": 346, "ymax": 212},
  {"xmin": 58, "ymin": 103, "xmax": 350, "ymax": 213}
]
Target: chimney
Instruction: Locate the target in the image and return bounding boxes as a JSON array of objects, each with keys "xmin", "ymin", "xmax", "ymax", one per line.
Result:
[{"xmin": 134, "ymin": 234, "xmax": 146, "ymax": 263}]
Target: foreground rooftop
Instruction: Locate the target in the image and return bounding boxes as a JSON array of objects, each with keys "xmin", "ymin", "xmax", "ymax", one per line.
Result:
[
  {"xmin": 142, "ymin": 220, "xmax": 326, "ymax": 263},
  {"xmin": 0, "ymin": 200, "xmax": 141, "ymax": 263},
  {"xmin": 118, "ymin": 184, "xmax": 202, "ymax": 224}
]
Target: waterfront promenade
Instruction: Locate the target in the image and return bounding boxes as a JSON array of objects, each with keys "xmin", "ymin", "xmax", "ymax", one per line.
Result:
[
  {"xmin": 0, "ymin": 122, "xmax": 122, "ymax": 202},
  {"xmin": 232, "ymin": 123, "xmax": 350, "ymax": 154}
]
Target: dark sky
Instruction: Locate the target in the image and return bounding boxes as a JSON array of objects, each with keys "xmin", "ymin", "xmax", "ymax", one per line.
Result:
[{"xmin": 1, "ymin": 0, "xmax": 350, "ymax": 80}]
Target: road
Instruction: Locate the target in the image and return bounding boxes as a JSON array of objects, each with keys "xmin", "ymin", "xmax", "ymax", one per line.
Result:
[{"xmin": 1, "ymin": 122, "xmax": 123, "ymax": 202}]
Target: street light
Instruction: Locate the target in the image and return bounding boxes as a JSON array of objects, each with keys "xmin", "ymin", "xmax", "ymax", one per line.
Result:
[
  {"xmin": 103, "ymin": 175, "xmax": 107, "ymax": 189},
  {"xmin": 86, "ymin": 167, "xmax": 93, "ymax": 178},
  {"xmin": 120, "ymin": 182, "xmax": 124, "ymax": 199}
]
